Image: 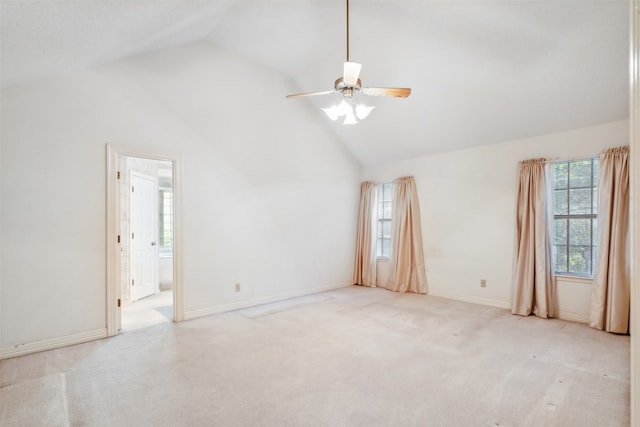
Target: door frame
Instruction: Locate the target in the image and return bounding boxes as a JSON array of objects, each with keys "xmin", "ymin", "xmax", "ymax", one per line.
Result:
[
  {"xmin": 106, "ymin": 144, "xmax": 184, "ymax": 337},
  {"xmin": 631, "ymin": 2, "xmax": 640, "ymax": 424}
]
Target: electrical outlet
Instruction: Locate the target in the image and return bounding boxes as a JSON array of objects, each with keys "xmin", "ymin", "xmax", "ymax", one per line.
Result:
[
  {"xmin": 235, "ymin": 283, "xmax": 241, "ymax": 292},
  {"xmin": 480, "ymin": 279, "xmax": 487, "ymax": 288}
]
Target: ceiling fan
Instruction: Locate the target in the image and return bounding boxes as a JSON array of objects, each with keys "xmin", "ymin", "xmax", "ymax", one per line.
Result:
[{"xmin": 286, "ymin": 0, "xmax": 411, "ymax": 123}]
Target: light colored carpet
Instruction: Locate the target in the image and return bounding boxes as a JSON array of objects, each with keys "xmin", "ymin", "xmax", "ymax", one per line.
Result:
[
  {"xmin": 121, "ymin": 290, "xmax": 173, "ymax": 331},
  {"xmin": 0, "ymin": 286, "xmax": 630, "ymax": 426}
]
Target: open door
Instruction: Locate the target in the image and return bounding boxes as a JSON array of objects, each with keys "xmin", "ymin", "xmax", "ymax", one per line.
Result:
[{"xmin": 130, "ymin": 171, "xmax": 159, "ymax": 302}]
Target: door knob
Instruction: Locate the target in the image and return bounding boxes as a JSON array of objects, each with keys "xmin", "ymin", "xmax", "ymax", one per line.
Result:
[{"xmin": 151, "ymin": 241, "xmax": 157, "ymax": 246}]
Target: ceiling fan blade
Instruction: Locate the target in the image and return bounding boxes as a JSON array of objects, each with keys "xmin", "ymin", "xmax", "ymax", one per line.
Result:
[
  {"xmin": 286, "ymin": 90, "xmax": 336, "ymax": 99},
  {"xmin": 361, "ymin": 87, "xmax": 412, "ymax": 98},
  {"xmin": 343, "ymin": 62, "xmax": 362, "ymax": 86}
]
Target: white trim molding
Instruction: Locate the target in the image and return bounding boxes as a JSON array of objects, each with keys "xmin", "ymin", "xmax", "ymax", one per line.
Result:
[
  {"xmin": 428, "ymin": 290, "xmax": 590, "ymax": 324},
  {"xmin": 630, "ymin": 2, "xmax": 640, "ymax": 425},
  {"xmin": 0, "ymin": 329, "xmax": 108, "ymax": 360},
  {"xmin": 427, "ymin": 290, "xmax": 511, "ymax": 310},
  {"xmin": 184, "ymin": 282, "xmax": 351, "ymax": 321},
  {"xmin": 554, "ymin": 310, "xmax": 589, "ymax": 325}
]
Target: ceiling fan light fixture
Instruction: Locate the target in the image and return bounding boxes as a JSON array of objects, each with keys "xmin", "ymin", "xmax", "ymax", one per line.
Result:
[
  {"xmin": 337, "ymin": 99, "xmax": 353, "ymax": 115},
  {"xmin": 322, "ymin": 105, "xmax": 338, "ymax": 122},
  {"xmin": 343, "ymin": 114, "xmax": 358, "ymax": 125},
  {"xmin": 286, "ymin": 0, "xmax": 411, "ymax": 118},
  {"xmin": 323, "ymin": 99, "xmax": 371, "ymax": 124},
  {"xmin": 321, "ymin": 106, "xmax": 339, "ymax": 121},
  {"xmin": 355, "ymin": 104, "xmax": 375, "ymax": 120},
  {"xmin": 343, "ymin": 61, "xmax": 362, "ymax": 86}
]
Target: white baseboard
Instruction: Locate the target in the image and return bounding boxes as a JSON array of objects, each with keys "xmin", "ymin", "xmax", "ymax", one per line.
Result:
[
  {"xmin": 0, "ymin": 328, "xmax": 108, "ymax": 360},
  {"xmin": 428, "ymin": 290, "xmax": 511, "ymax": 310},
  {"xmin": 429, "ymin": 290, "xmax": 590, "ymax": 324},
  {"xmin": 184, "ymin": 282, "xmax": 351, "ymax": 321},
  {"xmin": 556, "ymin": 310, "xmax": 590, "ymax": 324}
]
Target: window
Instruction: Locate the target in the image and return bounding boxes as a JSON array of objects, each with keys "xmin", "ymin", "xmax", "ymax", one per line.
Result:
[
  {"xmin": 159, "ymin": 187, "xmax": 173, "ymax": 257},
  {"xmin": 552, "ymin": 158, "xmax": 598, "ymax": 276},
  {"xmin": 376, "ymin": 183, "xmax": 393, "ymax": 258}
]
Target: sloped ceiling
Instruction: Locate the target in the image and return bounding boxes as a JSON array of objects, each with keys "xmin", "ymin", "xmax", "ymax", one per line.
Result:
[{"xmin": 0, "ymin": 0, "xmax": 629, "ymax": 165}]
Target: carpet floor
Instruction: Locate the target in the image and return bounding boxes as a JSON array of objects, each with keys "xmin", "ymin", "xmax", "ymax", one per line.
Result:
[{"xmin": 0, "ymin": 286, "xmax": 630, "ymax": 426}]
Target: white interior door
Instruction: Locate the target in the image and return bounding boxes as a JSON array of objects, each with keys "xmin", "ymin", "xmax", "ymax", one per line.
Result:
[{"xmin": 130, "ymin": 172, "xmax": 158, "ymax": 302}]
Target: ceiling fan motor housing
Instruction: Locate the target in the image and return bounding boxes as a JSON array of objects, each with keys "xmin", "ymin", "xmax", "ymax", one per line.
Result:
[{"xmin": 334, "ymin": 77, "xmax": 362, "ymax": 97}]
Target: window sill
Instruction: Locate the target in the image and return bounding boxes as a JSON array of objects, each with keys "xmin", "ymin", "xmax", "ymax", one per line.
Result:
[
  {"xmin": 159, "ymin": 249, "xmax": 173, "ymax": 259},
  {"xmin": 376, "ymin": 258, "xmax": 390, "ymax": 263},
  {"xmin": 554, "ymin": 274, "xmax": 593, "ymax": 283}
]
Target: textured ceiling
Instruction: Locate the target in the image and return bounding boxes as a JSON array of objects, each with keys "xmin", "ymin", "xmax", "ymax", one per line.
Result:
[{"xmin": 0, "ymin": 0, "xmax": 629, "ymax": 165}]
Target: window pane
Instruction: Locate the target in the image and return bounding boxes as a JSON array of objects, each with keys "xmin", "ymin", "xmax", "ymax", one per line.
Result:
[
  {"xmin": 552, "ymin": 158, "xmax": 597, "ymax": 276},
  {"xmin": 382, "ymin": 220, "xmax": 391, "ymax": 239},
  {"xmin": 554, "ymin": 219, "xmax": 567, "ymax": 245},
  {"xmin": 569, "ymin": 219, "xmax": 591, "ymax": 245},
  {"xmin": 382, "ymin": 239, "xmax": 390, "ymax": 258},
  {"xmin": 383, "ymin": 183, "xmax": 392, "ymax": 201},
  {"xmin": 592, "ymin": 218, "xmax": 598, "ymax": 274},
  {"xmin": 568, "ymin": 245, "xmax": 591, "ymax": 274},
  {"xmin": 554, "ymin": 162, "xmax": 568, "ymax": 189},
  {"xmin": 569, "ymin": 160, "xmax": 592, "ymax": 187},
  {"xmin": 568, "ymin": 188, "xmax": 592, "ymax": 214},
  {"xmin": 554, "ymin": 245, "xmax": 567, "ymax": 272},
  {"xmin": 376, "ymin": 183, "xmax": 393, "ymax": 259},
  {"xmin": 383, "ymin": 202, "xmax": 392, "ymax": 219},
  {"xmin": 159, "ymin": 189, "xmax": 173, "ymax": 248},
  {"xmin": 554, "ymin": 189, "xmax": 568, "ymax": 215}
]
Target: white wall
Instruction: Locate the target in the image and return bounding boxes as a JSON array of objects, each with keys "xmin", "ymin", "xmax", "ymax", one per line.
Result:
[
  {"xmin": 363, "ymin": 120, "xmax": 628, "ymax": 320},
  {"xmin": 0, "ymin": 41, "xmax": 361, "ymax": 350},
  {"xmin": 159, "ymin": 257, "xmax": 173, "ymax": 290}
]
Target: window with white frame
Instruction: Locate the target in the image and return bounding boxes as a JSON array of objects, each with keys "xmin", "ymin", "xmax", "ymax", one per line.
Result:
[
  {"xmin": 376, "ymin": 183, "xmax": 393, "ymax": 258},
  {"xmin": 552, "ymin": 157, "xmax": 598, "ymax": 276},
  {"xmin": 159, "ymin": 187, "xmax": 173, "ymax": 257}
]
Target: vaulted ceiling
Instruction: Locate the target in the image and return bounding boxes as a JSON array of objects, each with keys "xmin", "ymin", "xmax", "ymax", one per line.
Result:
[{"xmin": 0, "ymin": 0, "xmax": 629, "ymax": 165}]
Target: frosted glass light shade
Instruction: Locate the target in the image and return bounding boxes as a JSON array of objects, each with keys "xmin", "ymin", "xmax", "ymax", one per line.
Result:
[
  {"xmin": 343, "ymin": 114, "xmax": 358, "ymax": 125},
  {"xmin": 355, "ymin": 104, "xmax": 375, "ymax": 120},
  {"xmin": 321, "ymin": 105, "xmax": 339, "ymax": 121},
  {"xmin": 336, "ymin": 100, "xmax": 353, "ymax": 115},
  {"xmin": 322, "ymin": 99, "xmax": 372, "ymax": 125},
  {"xmin": 343, "ymin": 62, "xmax": 362, "ymax": 86}
]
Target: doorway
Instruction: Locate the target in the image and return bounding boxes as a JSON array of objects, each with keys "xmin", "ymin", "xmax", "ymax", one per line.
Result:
[
  {"xmin": 120, "ymin": 157, "xmax": 173, "ymax": 330},
  {"xmin": 106, "ymin": 145, "xmax": 183, "ymax": 336}
]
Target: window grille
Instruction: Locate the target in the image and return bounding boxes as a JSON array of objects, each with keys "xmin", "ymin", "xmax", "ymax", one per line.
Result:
[
  {"xmin": 159, "ymin": 187, "xmax": 173, "ymax": 256},
  {"xmin": 376, "ymin": 183, "xmax": 393, "ymax": 258},
  {"xmin": 552, "ymin": 158, "xmax": 598, "ymax": 276}
]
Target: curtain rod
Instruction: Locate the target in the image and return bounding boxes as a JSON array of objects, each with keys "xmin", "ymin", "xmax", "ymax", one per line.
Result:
[{"xmin": 544, "ymin": 154, "xmax": 598, "ymax": 164}]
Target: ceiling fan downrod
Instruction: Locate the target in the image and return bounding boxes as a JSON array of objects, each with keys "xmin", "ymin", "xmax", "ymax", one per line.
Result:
[{"xmin": 346, "ymin": 0, "xmax": 350, "ymax": 62}]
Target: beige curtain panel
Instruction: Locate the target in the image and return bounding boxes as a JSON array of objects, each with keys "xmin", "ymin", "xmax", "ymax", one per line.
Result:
[
  {"xmin": 511, "ymin": 158, "xmax": 555, "ymax": 318},
  {"xmin": 385, "ymin": 176, "xmax": 428, "ymax": 294},
  {"xmin": 590, "ymin": 146, "xmax": 630, "ymax": 334},
  {"xmin": 353, "ymin": 181, "xmax": 378, "ymax": 287}
]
